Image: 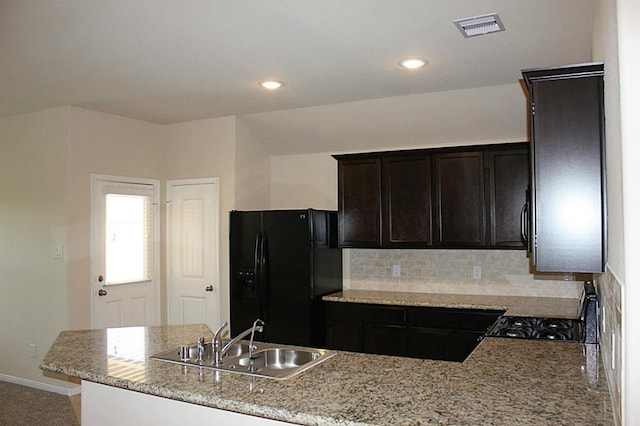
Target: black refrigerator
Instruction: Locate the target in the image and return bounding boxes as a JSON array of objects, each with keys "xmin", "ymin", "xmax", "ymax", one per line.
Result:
[{"xmin": 229, "ymin": 209, "xmax": 343, "ymax": 347}]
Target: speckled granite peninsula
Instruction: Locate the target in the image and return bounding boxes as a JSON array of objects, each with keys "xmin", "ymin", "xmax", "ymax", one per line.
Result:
[{"xmin": 42, "ymin": 319, "xmax": 613, "ymax": 425}]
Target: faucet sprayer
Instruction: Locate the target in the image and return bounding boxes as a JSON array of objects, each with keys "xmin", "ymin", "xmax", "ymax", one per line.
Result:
[{"xmin": 212, "ymin": 319, "xmax": 264, "ymax": 366}]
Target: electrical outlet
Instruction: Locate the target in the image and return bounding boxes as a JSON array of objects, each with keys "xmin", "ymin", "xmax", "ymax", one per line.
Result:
[
  {"xmin": 52, "ymin": 245, "xmax": 64, "ymax": 260},
  {"xmin": 611, "ymin": 332, "xmax": 616, "ymax": 370},
  {"xmin": 29, "ymin": 344, "xmax": 37, "ymax": 358},
  {"xmin": 472, "ymin": 266, "xmax": 482, "ymax": 280},
  {"xmin": 392, "ymin": 264, "xmax": 401, "ymax": 277}
]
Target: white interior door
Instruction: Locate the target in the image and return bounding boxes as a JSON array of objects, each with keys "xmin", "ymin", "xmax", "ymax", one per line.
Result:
[
  {"xmin": 91, "ymin": 175, "xmax": 160, "ymax": 329},
  {"xmin": 167, "ymin": 178, "xmax": 220, "ymax": 331}
]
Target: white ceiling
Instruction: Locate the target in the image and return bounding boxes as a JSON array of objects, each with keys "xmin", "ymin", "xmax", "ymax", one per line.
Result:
[{"xmin": 1, "ymin": 1, "xmax": 597, "ymax": 153}]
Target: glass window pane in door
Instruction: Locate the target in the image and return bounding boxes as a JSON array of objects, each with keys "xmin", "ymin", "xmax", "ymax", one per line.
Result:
[{"xmin": 105, "ymin": 194, "xmax": 152, "ymax": 284}]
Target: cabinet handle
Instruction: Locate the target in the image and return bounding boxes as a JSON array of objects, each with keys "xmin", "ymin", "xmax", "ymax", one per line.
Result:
[{"xmin": 520, "ymin": 202, "xmax": 529, "ymax": 245}]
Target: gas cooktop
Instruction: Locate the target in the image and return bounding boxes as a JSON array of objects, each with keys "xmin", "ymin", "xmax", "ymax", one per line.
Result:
[{"xmin": 486, "ymin": 316, "xmax": 583, "ymax": 342}]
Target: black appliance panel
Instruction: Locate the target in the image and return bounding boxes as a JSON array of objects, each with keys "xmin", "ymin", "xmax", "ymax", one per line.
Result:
[
  {"xmin": 229, "ymin": 209, "xmax": 342, "ymax": 348},
  {"xmin": 229, "ymin": 212, "xmax": 263, "ymax": 336},
  {"xmin": 262, "ymin": 210, "xmax": 313, "ymax": 345}
]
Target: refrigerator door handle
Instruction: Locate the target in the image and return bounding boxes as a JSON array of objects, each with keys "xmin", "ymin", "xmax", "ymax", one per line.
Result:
[
  {"xmin": 259, "ymin": 233, "xmax": 269, "ymax": 323},
  {"xmin": 253, "ymin": 232, "xmax": 263, "ymax": 319}
]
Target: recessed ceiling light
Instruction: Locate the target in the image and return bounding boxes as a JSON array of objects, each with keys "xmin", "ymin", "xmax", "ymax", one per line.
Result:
[
  {"xmin": 259, "ymin": 80, "xmax": 284, "ymax": 90},
  {"xmin": 399, "ymin": 58, "xmax": 427, "ymax": 70}
]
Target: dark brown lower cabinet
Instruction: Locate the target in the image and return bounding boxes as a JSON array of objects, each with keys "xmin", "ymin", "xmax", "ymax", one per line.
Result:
[
  {"xmin": 363, "ymin": 324, "xmax": 408, "ymax": 357},
  {"xmin": 325, "ymin": 302, "xmax": 405, "ymax": 355},
  {"xmin": 325, "ymin": 302, "xmax": 504, "ymax": 362}
]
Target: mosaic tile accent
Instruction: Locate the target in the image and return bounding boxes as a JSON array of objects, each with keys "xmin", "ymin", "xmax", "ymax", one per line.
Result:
[{"xmin": 598, "ymin": 270, "xmax": 622, "ymax": 425}]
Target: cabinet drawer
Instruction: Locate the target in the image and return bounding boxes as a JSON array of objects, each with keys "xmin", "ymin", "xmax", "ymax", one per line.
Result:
[
  {"xmin": 408, "ymin": 307, "xmax": 503, "ymax": 332},
  {"xmin": 326, "ymin": 302, "xmax": 406, "ymax": 325}
]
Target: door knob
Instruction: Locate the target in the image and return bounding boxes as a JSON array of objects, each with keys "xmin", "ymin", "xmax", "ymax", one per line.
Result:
[
  {"xmin": 98, "ymin": 289, "xmax": 108, "ymax": 296},
  {"xmin": 205, "ymin": 285, "xmax": 214, "ymax": 292}
]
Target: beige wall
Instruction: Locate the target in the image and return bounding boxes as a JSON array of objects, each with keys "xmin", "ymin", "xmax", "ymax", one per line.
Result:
[
  {"xmin": 616, "ymin": 0, "xmax": 640, "ymax": 423},
  {"xmin": 240, "ymin": 83, "xmax": 528, "ymax": 155},
  {"xmin": 235, "ymin": 118, "xmax": 270, "ymax": 210},
  {"xmin": 593, "ymin": 0, "xmax": 624, "ymax": 423},
  {"xmin": 270, "ymin": 153, "xmax": 338, "ymax": 210},
  {"xmin": 0, "ymin": 107, "xmax": 73, "ymax": 388},
  {"xmin": 163, "ymin": 116, "xmax": 237, "ymax": 325},
  {"xmin": 67, "ymin": 107, "xmax": 165, "ymax": 330},
  {"xmin": 591, "ymin": 0, "xmax": 640, "ymax": 423}
]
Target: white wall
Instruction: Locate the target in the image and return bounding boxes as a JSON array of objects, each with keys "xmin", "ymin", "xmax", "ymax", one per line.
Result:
[{"xmin": 0, "ymin": 107, "xmax": 73, "ymax": 388}]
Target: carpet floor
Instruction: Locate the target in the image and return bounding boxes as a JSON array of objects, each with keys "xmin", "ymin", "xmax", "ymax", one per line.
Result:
[{"xmin": 0, "ymin": 380, "xmax": 80, "ymax": 425}]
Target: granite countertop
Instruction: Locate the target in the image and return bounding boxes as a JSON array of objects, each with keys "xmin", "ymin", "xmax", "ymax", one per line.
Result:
[
  {"xmin": 323, "ymin": 289, "xmax": 583, "ymax": 318},
  {"xmin": 41, "ymin": 323, "xmax": 612, "ymax": 425}
]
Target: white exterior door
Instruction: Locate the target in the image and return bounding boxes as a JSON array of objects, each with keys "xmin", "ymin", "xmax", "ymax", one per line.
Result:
[
  {"xmin": 91, "ymin": 175, "xmax": 160, "ymax": 329},
  {"xmin": 167, "ymin": 178, "xmax": 220, "ymax": 330}
]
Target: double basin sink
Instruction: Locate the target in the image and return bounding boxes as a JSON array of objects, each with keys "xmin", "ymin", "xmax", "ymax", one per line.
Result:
[{"xmin": 151, "ymin": 339, "xmax": 336, "ymax": 380}]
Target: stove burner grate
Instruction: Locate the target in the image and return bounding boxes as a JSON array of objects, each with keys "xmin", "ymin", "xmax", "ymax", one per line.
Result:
[{"xmin": 487, "ymin": 316, "xmax": 582, "ymax": 342}]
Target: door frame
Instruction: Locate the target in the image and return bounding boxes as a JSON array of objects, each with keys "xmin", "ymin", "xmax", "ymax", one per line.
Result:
[
  {"xmin": 166, "ymin": 177, "xmax": 221, "ymax": 329},
  {"xmin": 90, "ymin": 174, "xmax": 161, "ymax": 328}
]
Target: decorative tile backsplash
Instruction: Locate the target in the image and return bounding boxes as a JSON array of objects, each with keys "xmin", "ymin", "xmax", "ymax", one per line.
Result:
[
  {"xmin": 598, "ymin": 270, "xmax": 622, "ymax": 426},
  {"xmin": 346, "ymin": 249, "xmax": 583, "ymax": 298}
]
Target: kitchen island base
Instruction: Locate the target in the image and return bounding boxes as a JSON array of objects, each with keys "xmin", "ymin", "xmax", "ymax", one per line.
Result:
[{"xmin": 82, "ymin": 380, "xmax": 290, "ymax": 426}]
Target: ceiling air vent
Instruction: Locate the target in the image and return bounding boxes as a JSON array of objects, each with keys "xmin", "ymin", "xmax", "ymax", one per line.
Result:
[{"xmin": 453, "ymin": 13, "xmax": 505, "ymax": 38}]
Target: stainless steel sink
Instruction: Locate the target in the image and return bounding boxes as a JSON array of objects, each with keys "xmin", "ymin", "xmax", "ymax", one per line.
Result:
[
  {"xmin": 237, "ymin": 348, "xmax": 320, "ymax": 370},
  {"xmin": 150, "ymin": 340, "xmax": 335, "ymax": 380}
]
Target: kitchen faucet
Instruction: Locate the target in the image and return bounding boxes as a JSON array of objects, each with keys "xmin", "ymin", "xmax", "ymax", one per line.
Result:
[{"xmin": 212, "ymin": 319, "xmax": 264, "ymax": 366}]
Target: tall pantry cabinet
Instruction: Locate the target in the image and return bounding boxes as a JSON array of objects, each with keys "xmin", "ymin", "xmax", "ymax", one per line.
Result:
[{"xmin": 522, "ymin": 63, "xmax": 606, "ymax": 273}]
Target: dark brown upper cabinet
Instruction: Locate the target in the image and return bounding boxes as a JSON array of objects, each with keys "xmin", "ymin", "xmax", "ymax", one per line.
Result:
[
  {"xmin": 522, "ymin": 63, "xmax": 606, "ymax": 273},
  {"xmin": 334, "ymin": 142, "xmax": 529, "ymax": 249},
  {"xmin": 487, "ymin": 147, "xmax": 529, "ymax": 247},
  {"xmin": 434, "ymin": 151, "xmax": 485, "ymax": 247},
  {"xmin": 337, "ymin": 157, "xmax": 381, "ymax": 247},
  {"xmin": 382, "ymin": 155, "xmax": 432, "ymax": 247}
]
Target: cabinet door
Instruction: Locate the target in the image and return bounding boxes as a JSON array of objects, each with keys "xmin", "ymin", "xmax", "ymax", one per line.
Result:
[
  {"xmin": 325, "ymin": 302, "xmax": 406, "ymax": 353},
  {"xmin": 487, "ymin": 147, "xmax": 529, "ymax": 248},
  {"xmin": 530, "ymin": 75, "xmax": 605, "ymax": 272},
  {"xmin": 325, "ymin": 320, "xmax": 362, "ymax": 352},
  {"xmin": 337, "ymin": 158, "xmax": 382, "ymax": 247},
  {"xmin": 363, "ymin": 324, "xmax": 408, "ymax": 357},
  {"xmin": 407, "ymin": 327, "xmax": 451, "ymax": 361},
  {"xmin": 447, "ymin": 331, "xmax": 484, "ymax": 362},
  {"xmin": 382, "ymin": 155, "xmax": 432, "ymax": 247},
  {"xmin": 434, "ymin": 151, "xmax": 485, "ymax": 246}
]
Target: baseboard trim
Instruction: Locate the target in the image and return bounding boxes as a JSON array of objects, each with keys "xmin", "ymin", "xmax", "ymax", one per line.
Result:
[{"xmin": 0, "ymin": 373, "xmax": 81, "ymax": 396}]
